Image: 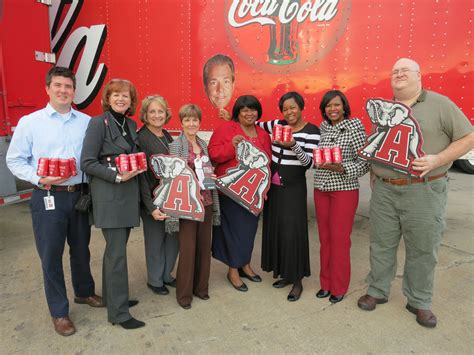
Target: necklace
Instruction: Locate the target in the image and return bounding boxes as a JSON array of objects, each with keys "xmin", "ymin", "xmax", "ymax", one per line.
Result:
[{"xmin": 113, "ymin": 117, "xmax": 127, "ymax": 136}]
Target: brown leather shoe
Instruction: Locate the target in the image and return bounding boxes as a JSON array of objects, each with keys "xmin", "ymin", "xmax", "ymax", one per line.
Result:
[
  {"xmin": 357, "ymin": 294, "xmax": 388, "ymax": 311},
  {"xmin": 52, "ymin": 316, "xmax": 76, "ymax": 336},
  {"xmin": 74, "ymin": 294, "xmax": 105, "ymax": 307},
  {"xmin": 406, "ymin": 304, "xmax": 437, "ymax": 328}
]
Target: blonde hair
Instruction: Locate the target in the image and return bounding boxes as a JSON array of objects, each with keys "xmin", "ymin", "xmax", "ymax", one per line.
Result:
[
  {"xmin": 178, "ymin": 104, "xmax": 202, "ymax": 122},
  {"xmin": 140, "ymin": 95, "xmax": 171, "ymax": 124}
]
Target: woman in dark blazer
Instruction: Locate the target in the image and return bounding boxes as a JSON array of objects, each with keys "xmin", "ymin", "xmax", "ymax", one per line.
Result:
[
  {"xmin": 138, "ymin": 95, "xmax": 178, "ymax": 296},
  {"xmin": 81, "ymin": 79, "xmax": 146, "ymax": 329}
]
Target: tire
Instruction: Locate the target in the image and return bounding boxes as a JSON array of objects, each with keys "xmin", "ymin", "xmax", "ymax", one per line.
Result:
[{"xmin": 454, "ymin": 159, "xmax": 474, "ymax": 174}]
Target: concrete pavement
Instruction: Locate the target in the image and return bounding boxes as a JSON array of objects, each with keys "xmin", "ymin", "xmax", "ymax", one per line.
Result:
[{"xmin": 1, "ymin": 168, "xmax": 473, "ymax": 354}]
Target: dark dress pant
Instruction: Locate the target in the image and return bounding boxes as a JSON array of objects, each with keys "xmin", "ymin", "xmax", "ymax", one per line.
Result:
[
  {"xmin": 101, "ymin": 227, "xmax": 132, "ymax": 323},
  {"xmin": 141, "ymin": 211, "xmax": 179, "ymax": 287},
  {"xmin": 30, "ymin": 189, "xmax": 95, "ymax": 318}
]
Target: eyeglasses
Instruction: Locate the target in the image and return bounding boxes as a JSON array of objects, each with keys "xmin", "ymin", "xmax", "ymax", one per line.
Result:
[{"xmin": 391, "ymin": 68, "xmax": 419, "ymax": 76}]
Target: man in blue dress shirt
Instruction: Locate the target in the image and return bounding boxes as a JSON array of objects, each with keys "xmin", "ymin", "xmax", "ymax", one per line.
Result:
[{"xmin": 6, "ymin": 67, "xmax": 103, "ymax": 336}]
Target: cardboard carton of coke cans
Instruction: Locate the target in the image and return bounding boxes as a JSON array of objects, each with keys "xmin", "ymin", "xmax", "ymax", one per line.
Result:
[
  {"xmin": 37, "ymin": 157, "xmax": 78, "ymax": 177},
  {"xmin": 312, "ymin": 146, "xmax": 342, "ymax": 166},
  {"xmin": 115, "ymin": 153, "xmax": 148, "ymax": 173},
  {"xmin": 273, "ymin": 124, "xmax": 292, "ymax": 143}
]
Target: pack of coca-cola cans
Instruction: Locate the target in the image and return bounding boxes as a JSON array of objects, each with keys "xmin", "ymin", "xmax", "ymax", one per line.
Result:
[
  {"xmin": 273, "ymin": 124, "xmax": 292, "ymax": 143},
  {"xmin": 114, "ymin": 152, "xmax": 147, "ymax": 173},
  {"xmin": 313, "ymin": 147, "xmax": 342, "ymax": 166},
  {"xmin": 37, "ymin": 157, "xmax": 78, "ymax": 177}
]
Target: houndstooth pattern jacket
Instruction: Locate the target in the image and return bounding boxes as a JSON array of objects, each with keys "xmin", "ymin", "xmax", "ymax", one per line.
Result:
[{"xmin": 313, "ymin": 118, "xmax": 370, "ymax": 191}]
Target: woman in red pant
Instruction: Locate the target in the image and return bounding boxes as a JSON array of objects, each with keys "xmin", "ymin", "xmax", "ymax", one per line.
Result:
[{"xmin": 313, "ymin": 90, "xmax": 369, "ymax": 303}]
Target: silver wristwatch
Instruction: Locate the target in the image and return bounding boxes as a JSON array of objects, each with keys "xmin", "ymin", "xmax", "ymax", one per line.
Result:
[{"xmin": 115, "ymin": 174, "xmax": 122, "ymax": 184}]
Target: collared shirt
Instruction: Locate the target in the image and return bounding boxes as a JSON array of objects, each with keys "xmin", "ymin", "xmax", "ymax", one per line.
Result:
[{"xmin": 6, "ymin": 103, "xmax": 91, "ymax": 186}]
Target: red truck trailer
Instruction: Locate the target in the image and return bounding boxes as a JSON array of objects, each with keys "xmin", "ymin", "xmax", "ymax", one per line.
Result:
[{"xmin": 1, "ymin": 0, "xmax": 472, "ymax": 205}]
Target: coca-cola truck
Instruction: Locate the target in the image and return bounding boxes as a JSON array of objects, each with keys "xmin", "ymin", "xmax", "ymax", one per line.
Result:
[{"xmin": 1, "ymin": 0, "xmax": 472, "ymax": 205}]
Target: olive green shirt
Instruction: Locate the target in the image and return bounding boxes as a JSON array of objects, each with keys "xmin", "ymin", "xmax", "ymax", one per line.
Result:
[{"xmin": 372, "ymin": 90, "xmax": 473, "ymax": 178}]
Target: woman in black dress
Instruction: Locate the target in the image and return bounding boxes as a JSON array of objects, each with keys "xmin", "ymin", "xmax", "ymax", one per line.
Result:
[{"xmin": 259, "ymin": 91, "xmax": 320, "ymax": 301}]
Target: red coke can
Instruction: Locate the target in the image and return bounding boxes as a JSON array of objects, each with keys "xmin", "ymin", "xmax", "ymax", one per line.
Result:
[
  {"xmin": 69, "ymin": 158, "xmax": 77, "ymax": 176},
  {"xmin": 48, "ymin": 158, "xmax": 60, "ymax": 177},
  {"xmin": 119, "ymin": 154, "xmax": 130, "ymax": 172},
  {"xmin": 282, "ymin": 126, "xmax": 292, "ymax": 143},
  {"xmin": 332, "ymin": 146, "xmax": 342, "ymax": 164},
  {"xmin": 312, "ymin": 148, "xmax": 322, "ymax": 166},
  {"xmin": 129, "ymin": 153, "xmax": 138, "ymax": 171},
  {"xmin": 59, "ymin": 159, "xmax": 71, "ymax": 178},
  {"xmin": 273, "ymin": 124, "xmax": 283, "ymax": 141},
  {"xmin": 114, "ymin": 157, "xmax": 120, "ymax": 172},
  {"xmin": 137, "ymin": 152, "xmax": 147, "ymax": 170},
  {"xmin": 37, "ymin": 157, "xmax": 49, "ymax": 177},
  {"xmin": 323, "ymin": 148, "xmax": 333, "ymax": 164}
]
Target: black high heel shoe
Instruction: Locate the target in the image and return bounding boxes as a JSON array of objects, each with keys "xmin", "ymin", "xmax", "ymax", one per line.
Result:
[
  {"xmin": 112, "ymin": 317, "xmax": 145, "ymax": 329},
  {"xmin": 287, "ymin": 283, "xmax": 303, "ymax": 302},
  {"xmin": 329, "ymin": 295, "xmax": 344, "ymax": 303},
  {"xmin": 272, "ymin": 279, "xmax": 291, "ymax": 289},
  {"xmin": 316, "ymin": 289, "xmax": 330, "ymax": 298},
  {"xmin": 227, "ymin": 273, "xmax": 248, "ymax": 292},
  {"xmin": 238, "ymin": 268, "xmax": 262, "ymax": 282}
]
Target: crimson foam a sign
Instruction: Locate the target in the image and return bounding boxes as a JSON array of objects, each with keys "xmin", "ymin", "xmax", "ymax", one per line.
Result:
[
  {"xmin": 216, "ymin": 140, "xmax": 270, "ymax": 216},
  {"xmin": 150, "ymin": 155, "xmax": 205, "ymax": 222},
  {"xmin": 358, "ymin": 98, "xmax": 425, "ymax": 176}
]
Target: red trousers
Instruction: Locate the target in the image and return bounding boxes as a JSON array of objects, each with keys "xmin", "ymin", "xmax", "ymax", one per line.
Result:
[{"xmin": 314, "ymin": 189, "xmax": 359, "ymax": 296}]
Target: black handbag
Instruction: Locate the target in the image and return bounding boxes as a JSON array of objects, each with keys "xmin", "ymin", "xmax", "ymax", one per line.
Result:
[{"xmin": 74, "ymin": 173, "xmax": 91, "ymax": 213}]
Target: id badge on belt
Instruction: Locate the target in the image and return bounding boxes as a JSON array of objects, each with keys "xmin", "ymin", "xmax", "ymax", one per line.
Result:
[{"xmin": 43, "ymin": 190, "xmax": 55, "ymax": 210}]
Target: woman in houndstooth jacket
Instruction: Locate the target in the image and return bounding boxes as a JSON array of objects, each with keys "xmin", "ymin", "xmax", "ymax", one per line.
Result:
[{"xmin": 313, "ymin": 90, "xmax": 370, "ymax": 304}]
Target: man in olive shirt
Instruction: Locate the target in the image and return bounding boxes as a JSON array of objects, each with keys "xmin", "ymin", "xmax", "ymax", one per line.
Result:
[{"xmin": 358, "ymin": 58, "xmax": 474, "ymax": 328}]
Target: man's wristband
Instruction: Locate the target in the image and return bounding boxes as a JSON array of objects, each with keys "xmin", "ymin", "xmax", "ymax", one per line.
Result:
[{"xmin": 115, "ymin": 174, "xmax": 122, "ymax": 184}]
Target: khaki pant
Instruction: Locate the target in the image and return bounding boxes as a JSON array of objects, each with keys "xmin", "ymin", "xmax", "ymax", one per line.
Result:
[{"xmin": 366, "ymin": 176, "xmax": 448, "ymax": 309}]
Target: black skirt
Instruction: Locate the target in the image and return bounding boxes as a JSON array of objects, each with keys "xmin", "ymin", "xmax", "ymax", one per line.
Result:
[
  {"xmin": 261, "ymin": 180, "xmax": 311, "ymax": 283},
  {"xmin": 212, "ymin": 194, "xmax": 259, "ymax": 268}
]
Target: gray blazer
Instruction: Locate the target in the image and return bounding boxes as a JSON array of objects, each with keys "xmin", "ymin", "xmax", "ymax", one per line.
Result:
[{"xmin": 81, "ymin": 111, "xmax": 141, "ymax": 229}]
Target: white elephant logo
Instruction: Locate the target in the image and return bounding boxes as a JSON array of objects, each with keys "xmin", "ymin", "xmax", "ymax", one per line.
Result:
[
  {"xmin": 216, "ymin": 140, "xmax": 270, "ymax": 215},
  {"xmin": 151, "ymin": 155, "xmax": 204, "ymax": 220},
  {"xmin": 358, "ymin": 98, "xmax": 424, "ymax": 176}
]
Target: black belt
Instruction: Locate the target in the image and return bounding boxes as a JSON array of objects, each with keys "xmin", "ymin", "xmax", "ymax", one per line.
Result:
[{"xmin": 35, "ymin": 183, "xmax": 86, "ymax": 192}]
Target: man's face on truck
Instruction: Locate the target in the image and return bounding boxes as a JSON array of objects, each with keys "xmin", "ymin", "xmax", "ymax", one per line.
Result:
[{"xmin": 205, "ymin": 63, "xmax": 234, "ymax": 109}]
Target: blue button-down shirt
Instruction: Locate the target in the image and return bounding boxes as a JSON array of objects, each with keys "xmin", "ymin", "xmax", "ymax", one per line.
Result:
[{"xmin": 6, "ymin": 103, "xmax": 91, "ymax": 186}]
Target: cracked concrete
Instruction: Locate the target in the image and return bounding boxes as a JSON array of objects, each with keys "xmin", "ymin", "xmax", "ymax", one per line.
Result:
[{"xmin": 0, "ymin": 167, "xmax": 473, "ymax": 353}]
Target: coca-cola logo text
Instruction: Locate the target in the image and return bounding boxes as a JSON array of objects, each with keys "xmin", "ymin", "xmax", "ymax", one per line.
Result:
[
  {"xmin": 224, "ymin": 0, "xmax": 351, "ymax": 73},
  {"xmin": 228, "ymin": 0, "xmax": 339, "ymax": 27}
]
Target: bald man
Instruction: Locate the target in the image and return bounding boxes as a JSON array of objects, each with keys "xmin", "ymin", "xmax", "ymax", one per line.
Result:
[{"xmin": 357, "ymin": 58, "xmax": 474, "ymax": 328}]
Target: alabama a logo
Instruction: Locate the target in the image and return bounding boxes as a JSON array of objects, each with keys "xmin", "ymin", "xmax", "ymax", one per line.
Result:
[
  {"xmin": 150, "ymin": 155, "xmax": 205, "ymax": 221},
  {"xmin": 216, "ymin": 140, "xmax": 270, "ymax": 215},
  {"xmin": 358, "ymin": 98, "xmax": 424, "ymax": 176}
]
